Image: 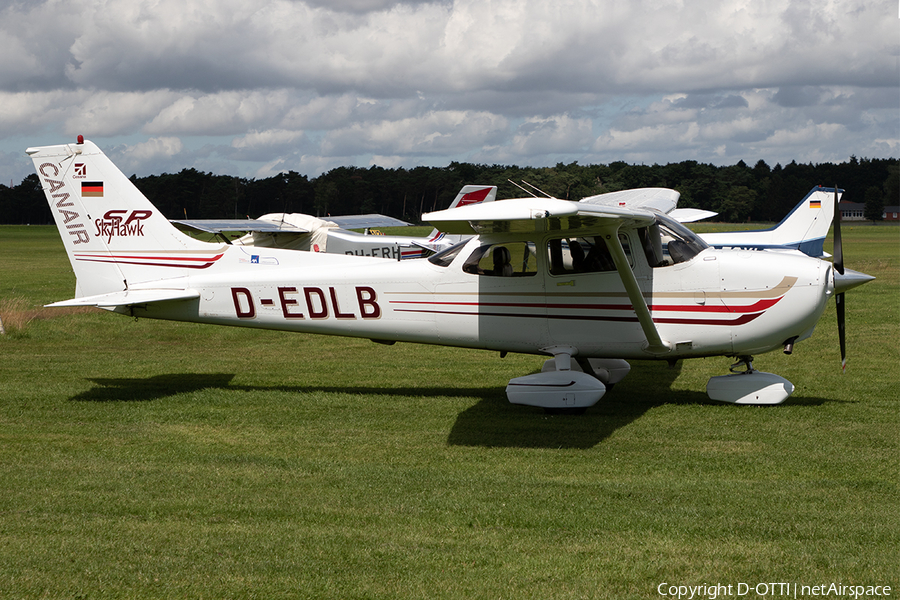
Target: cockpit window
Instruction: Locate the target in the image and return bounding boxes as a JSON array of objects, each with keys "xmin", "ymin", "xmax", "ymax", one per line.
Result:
[
  {"xmin": 638, "ymin": 214, "xmax": 708, "ymax": 267},
  {"xmin": 428, "ymin": 241, "xmax": 467, "ymax": 267},
  {"xmin": 548, "ymin": 235, "xmax": 631, "ymax": 275},
  {"xmin": 462, "ymin": 242, "xmax": 538, "ymax": 277}
]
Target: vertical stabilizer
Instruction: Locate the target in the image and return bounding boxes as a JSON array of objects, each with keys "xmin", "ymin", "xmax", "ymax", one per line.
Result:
[
  {"xmin": 764, "ymin": 186, "xmax": 838, "ymax": 256},
  {"xmin": 27, "ymin": 139, "xmax": 223, "ymax": 298},
  {"xmin": 424, "ymin": 185, "xmax": 497, "ymax": 243},
  {"xmin": 447, "ymin": 185, "xmax": 497, "ymax": 209},
  {"xmin": 700, "ymin": 186, "xmax": 838, "ymax": 257}
]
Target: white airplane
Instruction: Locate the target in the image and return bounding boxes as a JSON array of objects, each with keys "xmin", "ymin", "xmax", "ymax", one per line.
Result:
[
  {"xmin": 30, "ymin": 138, "xmax": 874, "ymax": 410},
  {"xmin": 171, "ymin": 185, "xmax": 498, "ymax": 260}
]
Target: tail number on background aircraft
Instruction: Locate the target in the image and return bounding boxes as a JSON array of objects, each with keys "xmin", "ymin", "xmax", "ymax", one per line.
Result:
[
  {"xmin": 231, "ymin": 286, "xmax": 381, "ymax": 320},
  {"xmin": 346, "ymin": 246, "xmax": 401, "ymax": 260}
]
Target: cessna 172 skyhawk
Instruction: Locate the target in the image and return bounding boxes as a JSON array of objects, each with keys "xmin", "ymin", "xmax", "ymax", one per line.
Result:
[
  {"xmin": 31, "ymin": 138, "xmax": 873, "ymax": 409},
  {"xmin": 171, "ymin": 185, "xmax": 499, "ymax": 260}
]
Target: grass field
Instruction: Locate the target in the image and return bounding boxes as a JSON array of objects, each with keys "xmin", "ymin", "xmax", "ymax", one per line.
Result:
[{"xmin": 0, "ymin": 224, "xmax": 897, "ymax": 599}]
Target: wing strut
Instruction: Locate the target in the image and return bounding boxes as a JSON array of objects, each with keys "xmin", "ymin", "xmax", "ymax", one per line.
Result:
[{"xmin": 602, "ymin": 225, "xmax": 673, "ymax": 356}]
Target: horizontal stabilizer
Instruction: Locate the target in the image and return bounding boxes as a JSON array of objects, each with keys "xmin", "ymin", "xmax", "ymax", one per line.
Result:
[
  {"xmin": 46, "ymin": 288, "xmax": 200, "ymax": 308},
  {"xmin": 669, "ymin": 208, "xmax": 718, "ymax": 223},
  {"xmin": 410, "ymin": 239, "xmax": 450, "ymax": 253}
]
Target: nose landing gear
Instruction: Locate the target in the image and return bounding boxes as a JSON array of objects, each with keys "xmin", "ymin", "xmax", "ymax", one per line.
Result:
[{"xmin": 706, "ymin": 355, "xmax": 795, "ymax": 405}]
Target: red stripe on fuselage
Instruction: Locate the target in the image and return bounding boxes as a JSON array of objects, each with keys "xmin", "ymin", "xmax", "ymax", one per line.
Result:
[
  {"xmin": 389, "ymin": 294, "xmax": 784, "ymax": 326},
  {"xmin": 391, "ymin": 306, "xmax": 765, "ymax": 326},
  {"xmin": 74, "ymin": 253, "xmax": 225, "ymax": 269},
  {"xmin": 389, "ymin": 297, "xmax": 781, "ymax": 314}
]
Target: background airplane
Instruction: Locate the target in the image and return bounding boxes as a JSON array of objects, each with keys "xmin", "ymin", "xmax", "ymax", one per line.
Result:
[
  {"xmin": 171, "ymin": 185, "xmax": 498, "ymax": 260},
  {"xmin": 31, "ymin": 138, "xmax": 873, "ymax": 410}
]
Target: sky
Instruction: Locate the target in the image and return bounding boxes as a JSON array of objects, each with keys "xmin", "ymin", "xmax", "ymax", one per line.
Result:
[{"xmin": 1, "ymin": 0, "xmax": 897, "ymax": 186}]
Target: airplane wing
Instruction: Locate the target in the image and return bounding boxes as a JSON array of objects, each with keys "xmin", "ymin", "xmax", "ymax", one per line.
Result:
[
  {"xmin": 171, "ymin": 219, "xmax": 308, "ymax": 235},
  {"xmin": 46, "ymin": 288, "xmax": 200, "ymax": 308},
  {"xmin": 580, "ymin": 188, "xmax": 718, "ymax": 223},
  {"xmin": 326, "ymin": 214, "xmax": 413, "ymax": 230},
  {"xmin": 579, "ymin": 187, "xmax": 680, "ymax": 213},
  {"xmin": 423, "ymin": 197, "xmax": 656, "ymax": 235}
]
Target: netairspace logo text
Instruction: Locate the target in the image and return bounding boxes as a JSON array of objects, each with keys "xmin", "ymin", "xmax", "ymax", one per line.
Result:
[{"xmin": 657, "ymin": 582, "xmax": 893, "ymax": 599}]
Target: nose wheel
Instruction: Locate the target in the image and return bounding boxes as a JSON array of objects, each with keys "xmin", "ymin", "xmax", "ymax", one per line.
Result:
[{"xmin": 707, "ymin": 355, "xmax": 794, "ymax": 405}]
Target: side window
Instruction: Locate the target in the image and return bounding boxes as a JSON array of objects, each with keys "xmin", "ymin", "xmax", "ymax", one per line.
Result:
[
  {"xmin": 463, "ymin": 242, "xmax": 538, "ymax": 277},
  {"xmin": 548, "ymin": 236, "xmax": 630, "ymax": 275}
]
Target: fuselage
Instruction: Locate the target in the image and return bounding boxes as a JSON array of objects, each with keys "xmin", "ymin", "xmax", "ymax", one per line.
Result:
[{"xmin": 122, "ymin": 227, "xmax": 831, "ymax": 361}]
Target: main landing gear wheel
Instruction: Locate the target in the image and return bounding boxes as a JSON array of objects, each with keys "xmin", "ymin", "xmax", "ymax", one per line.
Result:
[{"xmin": 505, "ymin": 348, "xmax": 632, "ymax": 413}]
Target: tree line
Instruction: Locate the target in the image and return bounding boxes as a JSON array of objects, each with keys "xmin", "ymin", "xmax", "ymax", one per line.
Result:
[{"xmin": 2, "ymin": 156, "xmax": 897, "ymax": 226}]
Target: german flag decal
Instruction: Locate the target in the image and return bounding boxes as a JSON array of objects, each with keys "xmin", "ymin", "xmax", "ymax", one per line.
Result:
[
  {"xmin": 82, "ymin": 181, "xmax": 104, "ymax": 197},
  {"xmin": 809, "ymin": 199, "xmax": 821, "ymax": 208}
]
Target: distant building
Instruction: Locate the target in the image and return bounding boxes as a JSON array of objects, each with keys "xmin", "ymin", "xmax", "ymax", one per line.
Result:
[
  {"xmin": 839, "ymin": 201, "xmax": 866, "ymax": 221},
  {"xmin": 839, "ymin": 201, "xmax": 900, "ymax": 222}
]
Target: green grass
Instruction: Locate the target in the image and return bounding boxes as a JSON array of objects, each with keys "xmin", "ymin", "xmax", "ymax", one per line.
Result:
[{"xmin": 0, "ymin": 224, "xmax": 897, "ymax": 599}]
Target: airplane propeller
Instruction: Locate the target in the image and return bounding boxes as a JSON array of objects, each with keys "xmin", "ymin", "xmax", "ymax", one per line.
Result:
[
  {"xmin": 833, "ymin": 186, "xmax": 846, "ymax": 372},
  {"xmin": 831, "ymin": 185, "xmax": 876, "ymax": 372}
]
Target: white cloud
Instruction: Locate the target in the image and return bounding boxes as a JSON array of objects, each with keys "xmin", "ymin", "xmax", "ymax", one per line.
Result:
[
  {"xmin": 595, "ymin": 122, "xmax": 701, "ymax": 153},
  {"xmin": 320, "ymin": 110, "xmax": 509, "ymax": 157},
  {"xmin": 144, "ymin": 90, "xmax": 293, "ymax": 136},
  {"xmin": 66, "ymin": 91, "xmax": 182, "ymax": 137},
  {"xmin": 107, "ymin": 137, "xmax": 186, "ymax": 176},
  {"xmin": 124, "ymin": 136, "xmax": 185, "ymax": 160},
  {"xmin": 232, "ymin": 129, "xmax": 306, "ymax": 150},
  {"xmin": 510, "ymin": 115, "xmax": 594, "ymax": 156},
  {"xmin": 0, "ymin": 0, "xmax": 895, "ymax": 183}
]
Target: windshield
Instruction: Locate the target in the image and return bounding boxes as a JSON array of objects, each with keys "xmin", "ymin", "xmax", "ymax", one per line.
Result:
[
  {"xmin": 638, "ymin": 214, "xmax": 708, "ymax": 267},
  {"xmin": 427, "ymin": 240, "xmax": 468, "ymax": 267}
]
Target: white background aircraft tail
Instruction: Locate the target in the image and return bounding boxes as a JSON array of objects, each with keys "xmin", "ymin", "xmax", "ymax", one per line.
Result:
[
  {"xmin": 700, "ymin": 186, "xmax": 838, "ymax": 256},
  {"xmin": 28, "ymin": 139, "xmax": 221, "ymax": 300},
  {"xmin": 422, "ymin": 185, "xmax": 497, "ymax": 246}
]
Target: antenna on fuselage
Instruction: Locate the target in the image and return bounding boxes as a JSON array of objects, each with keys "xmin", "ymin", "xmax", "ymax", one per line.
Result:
[
  {"xmin": 520, "ymin": 180, "xmax": 553, "ymax": 198},
  {"xmin": 507, "ymin": 180, "xmax": 554, "ymax": 199},
  {"xmin": 508, "ymin": 179, "xmax": 536, "ymax": 197}
]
